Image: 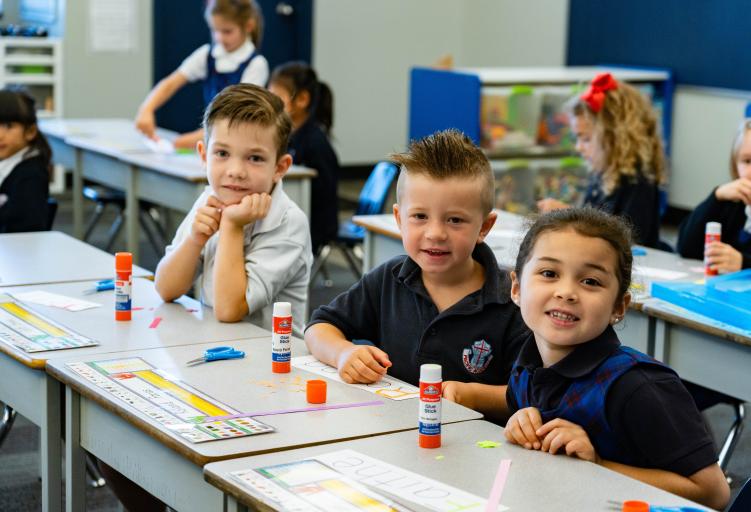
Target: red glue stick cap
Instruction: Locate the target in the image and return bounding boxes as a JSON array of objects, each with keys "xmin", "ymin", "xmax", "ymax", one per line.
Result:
[
  {"xmin": 306, "ymin": 379, "xmax": 327, "ymax": 404},
  {"xmin": 115, "ymin": 252, "xmax": 132, "ymax": 270},
  {"xmin": 622, "ymin": 501, "xmax": 649, "ymax": 512}
]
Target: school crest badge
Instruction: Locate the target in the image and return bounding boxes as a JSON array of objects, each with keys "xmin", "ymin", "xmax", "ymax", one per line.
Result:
[{"xmin": 462, "ymin": 340, "xmax": 493, "ymax": 374}]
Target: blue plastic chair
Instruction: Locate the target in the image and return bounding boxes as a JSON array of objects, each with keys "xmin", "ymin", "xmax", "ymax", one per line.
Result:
[{"xmin": 311, "ymin": 161, "xmax": 399, "ymax": 283}]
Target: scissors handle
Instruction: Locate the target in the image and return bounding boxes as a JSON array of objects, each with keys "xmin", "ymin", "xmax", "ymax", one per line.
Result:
[{"xmin": 204, "ymin": 346, "xmax": 245, "ymax": 362}]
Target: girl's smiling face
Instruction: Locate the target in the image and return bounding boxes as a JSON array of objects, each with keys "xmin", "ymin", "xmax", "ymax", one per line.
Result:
[{"xmin": 511, "ymin": 227, "xmax": 629, "ymax": 366}]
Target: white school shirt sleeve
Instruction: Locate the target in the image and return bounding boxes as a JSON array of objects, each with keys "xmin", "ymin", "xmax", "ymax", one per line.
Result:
[
  {"xmin": 244, "ymin": 206, "xmax": 310, "ymax": 317},
  {"xmin": 240, "ymin": 54, "xmax": 269, "ymax": 86},
  {"xmin": 164, "ymin": 188, "xmax": 211, "ymax": 282},
  {"xmin": 177, "ymin": 44, "xmax": 210, "ymax": 82}
]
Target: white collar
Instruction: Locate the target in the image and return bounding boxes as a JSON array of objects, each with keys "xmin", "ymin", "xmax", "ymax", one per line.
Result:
[
  {"xmin": 211, "ymin": 39, "xmax": 255, "ymax": 73},
  {"xmin": 744, "ymin": 205, "xmax": 751, "ymax": 233},
  {"xmin": 252, "ymin": 180, "xmax": 290, "ymax": 236},
  {"xmin": 0, "ymin": 147, "xmax": 31, "ymax": 188}
]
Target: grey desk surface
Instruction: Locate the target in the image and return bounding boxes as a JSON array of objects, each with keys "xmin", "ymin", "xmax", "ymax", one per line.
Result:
[
  {"xmin": 0, "ymin": 277, "xmax": 267, "ymax": 369},
  {"xmin": 0, "ymin": 231, "xmax": 151, "ymax": 287},
  {"xmin": 204, "ymin": 419, "xmax": 708, "ymax": 512},
  {"xmin": 47, "ymin": 336, "xmax": 481, "ymax": 467}
]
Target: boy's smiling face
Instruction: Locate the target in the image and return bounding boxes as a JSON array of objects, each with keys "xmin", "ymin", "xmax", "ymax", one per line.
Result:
[
  {"xmin": 198, "ymin": 118, "xmax": 290, "ymax": 205},
  {"xmin": 393, "ymin": 172, "xmax": 495, "ymax": 281}
]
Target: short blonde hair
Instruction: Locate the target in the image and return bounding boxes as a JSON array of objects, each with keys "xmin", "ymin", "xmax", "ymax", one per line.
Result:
[
  {"xmin": 568, "ymin": 81, "xmax": 666, "ymax": 195},
  {"xmin": 390, "ymin": 129, "xmax": 494, "ymax": 214},
  {"xmin": 729, "ymin": 119, "xmax": 751, "ymax": 179},
  {"xmin": 202, "ymin": 83, "xmax": 291, "ymax": 159}
]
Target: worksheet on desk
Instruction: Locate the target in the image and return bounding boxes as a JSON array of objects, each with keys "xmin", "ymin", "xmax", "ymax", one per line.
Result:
[
  {"xmin": 0, "ymin": 294, "xmax": 99, "ymax": 352},
  {"xmin": 66, "ymin": 357, "xmax": 274, "ymax": 443}
]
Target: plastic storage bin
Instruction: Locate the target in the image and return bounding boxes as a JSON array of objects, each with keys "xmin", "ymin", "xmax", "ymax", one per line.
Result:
[
  {"xmin": 481, "ymin": 85, "xmax": 542, "ymax": 152},
  {"xmin": 495, "ymin": 159, "xmax": 535, "ymax": 214}
]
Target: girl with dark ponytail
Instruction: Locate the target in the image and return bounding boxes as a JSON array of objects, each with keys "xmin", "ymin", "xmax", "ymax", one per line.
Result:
[{"xmin": 270, "ymin": 61, "xmax": 340, "ymax": 254}]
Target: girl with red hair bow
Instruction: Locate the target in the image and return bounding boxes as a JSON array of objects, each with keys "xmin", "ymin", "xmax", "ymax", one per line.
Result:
[{"xmin": 537, "ymin": 73, "xmax": 666, "ymax": 248}]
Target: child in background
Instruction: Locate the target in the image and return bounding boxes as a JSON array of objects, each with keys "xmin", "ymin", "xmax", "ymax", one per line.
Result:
[
  {"xmin": 676, "ymin": 119, "xmax": 751, "ymax": 272},
  {"xmin": 537, "ymin": 73, "xmax": 666, "ymax": 248},
  {"xmin": 503, "ymin": 207, "xmax": 729, "ymax": 510},
  {"xmin": 269, "ymin": 62, "xmax": 340, "ymax": 254},
  {"xmin": 135, "ymin": 0, "xmax": 268, "ymax": 149},
  {"xmin": 0, "ymin": 88, "xmax": 51, "ymax": 233},
  {"xmin": 305, "ymin": 130, "xmax": 529, "ymax": 420},
  {"xmin": 155, "ymin": 84, "xmax": 312, "ymax": 333}
]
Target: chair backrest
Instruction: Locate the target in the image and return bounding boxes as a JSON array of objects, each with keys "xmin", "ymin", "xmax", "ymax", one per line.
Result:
[
  {"xmin": 354, "ymin": 161, "xmax": 399, "ymax": 216},
  {"xmin": 729, "ymin": 477, "xmax": 751, "ymax": 512},
  {"xmin": 46, "ymin": 197, "xmax": 58, "ymax": 230}
]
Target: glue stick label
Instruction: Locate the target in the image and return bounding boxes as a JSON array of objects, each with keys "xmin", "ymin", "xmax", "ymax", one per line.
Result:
[
  {"xmin": 272, "ymin": 316, "xmax": 292, "ymax": 364},
  {"xmin": 419, "ymin": 382, "xmax": 441, "ymax": 436},
  {"xmin": 114, "ymin": 279, "xmax": 131, "ymax": 311}
]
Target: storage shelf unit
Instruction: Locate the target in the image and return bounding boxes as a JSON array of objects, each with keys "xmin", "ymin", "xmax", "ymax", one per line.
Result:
[
  {"xmin": 409, "ymin": 65, "xmax": 673, "ymax": 156},
  {"xmin": 408, "ymin": 66, "xmax": 673, "ymax": 213},
  {"xmin": 0, "ymin": 37, "xmax": 63, "ymax": 117}
]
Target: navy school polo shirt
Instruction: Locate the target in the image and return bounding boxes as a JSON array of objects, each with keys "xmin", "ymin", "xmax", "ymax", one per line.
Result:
[
  {"xmin": 506, "ymin": 326, "xmax": 718, "ymax": 477},
  {"xmin": 307, "ymin": 243, "xmax": 529, "ymax": 387}
]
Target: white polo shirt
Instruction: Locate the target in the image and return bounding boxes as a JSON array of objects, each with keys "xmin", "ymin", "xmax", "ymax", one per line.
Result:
[{"xmin": 166, "ymin": 181, "xmax": 312, "ymax": 334}]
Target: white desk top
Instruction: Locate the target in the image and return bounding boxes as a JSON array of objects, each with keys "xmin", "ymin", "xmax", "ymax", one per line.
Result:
[
  {"xmin": 204, "ymin": 419, "xmax": 707, "ymax": 511},
  {"xmin": 47, "ymin": 336, "xmax": 481, "ymax": 467},
  {"xmin": 0, "ymin": 231, "xmax": 151, "ymax": 287},
  {"xmin": 0, "ymin": 278, "xmax": 267, "ymax": 368}
]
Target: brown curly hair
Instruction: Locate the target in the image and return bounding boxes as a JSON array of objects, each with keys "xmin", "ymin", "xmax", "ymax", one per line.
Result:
[{"xmin": 568, "ymin": 81, "xmax": 666, "ymax": 195}]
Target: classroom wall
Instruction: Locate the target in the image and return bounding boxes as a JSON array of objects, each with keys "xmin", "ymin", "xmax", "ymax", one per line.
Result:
[
  {"xmin": 59, "ymin": 0, "xmax": 153, "ymax": 117},
  {"xmin": 313, "ymin": 0, "xmax": 569, "ymax": 165}
]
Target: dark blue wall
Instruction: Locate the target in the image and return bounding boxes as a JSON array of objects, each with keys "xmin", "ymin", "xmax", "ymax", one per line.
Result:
[{"xmin": 567, "ymin": 0, "xmax": 751, "ymax": 90}]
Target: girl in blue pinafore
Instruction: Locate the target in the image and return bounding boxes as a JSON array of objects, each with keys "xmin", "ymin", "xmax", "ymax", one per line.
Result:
[{"xmin": 135, "ymin": 0, "xmax": 268, "ymax": 150}]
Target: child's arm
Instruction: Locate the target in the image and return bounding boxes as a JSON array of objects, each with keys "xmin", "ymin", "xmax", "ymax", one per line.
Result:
[
  {"xmin": 442, "ymin": 382, "xmax": 509, "ymax": 420},
  {"xmin": 212, "ymin": 193, "xmax": 272, "ymax": 322},
  {"xmin": 537, "ymin": 418, "xmax": 729, "ymax": 510},
  {"xmin": 135, "ymin": 71, "xmax": 188, "ymax": 140},
  {"xmin": 537, "ymin": 198, "xmax": 570, "ymax": 213},
  {"xmin": 173, "ymin": 128, "xmax": 205, "ymax": 150},
  {"xmin": 304, "ymin": 323, "xmax": 392, "ymax": 383},
  {"xmin": 155, "ymin": 195, "xmax": 223, "ymax": 301}
]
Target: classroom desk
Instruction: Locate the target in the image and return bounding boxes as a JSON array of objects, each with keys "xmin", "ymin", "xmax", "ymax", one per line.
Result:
[
  {"xmin": 40, "ymin": 118, "xmax": 315, "ymax": 264},
  {"xmin": 47, "ymin": 337, "xmax": 481, "ymax": 512},
  {"xmin": 643, "ymin": 298, "xmax": 751, "ymax": 403},
  {"xmin": 204, "ymin": 420, "xmax": 708, "ymax": 512},
  {"xmin": 0, "ymin": 278, "xmax": 265, "ymax": 512},
  {"xmin": 0, "ymin": 231, "xmax": 151, "ymax": 287}
]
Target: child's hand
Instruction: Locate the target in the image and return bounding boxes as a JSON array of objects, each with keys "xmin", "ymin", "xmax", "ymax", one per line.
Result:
[
  {"xmin": 705, "ymin": 241, "xmax": 743, "ymax": 274},
  {"xmin": 715, "ymin": 178, "xmax": 751, "ymax": 204},
  {"xmin": 135, "ymin": 110, "xmax": 157, "ymax": 140},
  {"xmin": 441, "ymin": 381, "xmax": 475, "ymax": 409},
  {"xmin": 221, "ymin": 193, "xmax": 272, "ymax": 229},
  {"xmin": 504, "ymin": 407, "xmax": 543, "ymax": 449},
  {"xmin": 537, "ymin": 198, "xmax": 570, "ymax": 213},
  {"xmin": 336, "ymin": 345, "xmax": 392, "ymax": 384},
  {"xmin": 190, "ymin": 195, "xmax": 224, "ymax": 246},
  {"xmin": 537, "ymin": 418, "xmax": 599, "ymax": 463}
]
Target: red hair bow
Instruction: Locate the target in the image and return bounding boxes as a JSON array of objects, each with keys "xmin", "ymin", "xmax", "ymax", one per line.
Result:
[{"xmin": 580, "ymin": 72, "xmax": 619, "ymax": 113}]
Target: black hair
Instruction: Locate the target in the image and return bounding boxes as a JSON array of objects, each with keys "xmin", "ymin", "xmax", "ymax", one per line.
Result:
[
  {"xmin": 0, "ymin": 87, "xmax": 52, "ymax": 175},
  {"xmin": 270, "ymin": 61, "xmax": 334, "ymax": 135},
  {"xmin": 514, "ymin": 207, "xmax": 634, "ymax": 302}
]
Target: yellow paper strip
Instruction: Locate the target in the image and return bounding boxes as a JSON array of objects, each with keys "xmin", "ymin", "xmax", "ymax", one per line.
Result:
[
  {"xmin": 134, "ymin": 370, "xmax": 230, "ymax": 417},
  {"xmin": 1, "ymin": 302, "xmax": 67, "ymax": 336}
]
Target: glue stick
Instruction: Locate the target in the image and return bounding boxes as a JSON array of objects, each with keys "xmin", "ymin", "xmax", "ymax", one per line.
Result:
[
  {"xmin": 114, "ymin": 252, "xmax": 132, "ymax": 321},
  {"xmin": 271, "ymin": 302, "xmax": 292, "ymax": 373},
  {"xmin": 705, "ymin": 222, "xmax": 722, "ymax": 276},
  {"xmin": 419, "ymin": 364, "xmax": 442, "ymax": 448}
]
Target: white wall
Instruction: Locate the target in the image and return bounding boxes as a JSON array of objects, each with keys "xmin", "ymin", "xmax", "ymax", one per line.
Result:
[
  {"xmin": 670, "ymin": 86, "xmax": 751, "ymax": 209},
  {"xmin": 313, "ymin": 1, "xmax": 569, "ymax": 165},
  {"xmin": 60, "ymin": 0, "xmax": 152, "ymax": 117}
]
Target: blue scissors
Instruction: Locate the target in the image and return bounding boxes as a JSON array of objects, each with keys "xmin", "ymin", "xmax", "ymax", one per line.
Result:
[
  {"xmin": 186, "ymin": 346, "xmax": 245, "ymax": 366},
  {"xmin": 83, "ymin": 279, "xmax": 115, "ymax": 294}
]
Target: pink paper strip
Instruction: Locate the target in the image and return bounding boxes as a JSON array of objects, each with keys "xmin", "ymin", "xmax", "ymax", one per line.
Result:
[
  {"xmin": 485, "ymin": 459, "xmax": 511, "ymax": 512},
  {"xmin": 132, "ymin": 307, "xmax": 144, "ymax": 311},
  {"xmin": 202, "ymin": 400, "xmax": 384, "ymax": 422},
  {"xmin": 149, "ymin": 317, "xmax": 162, "ymax": 329}
]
